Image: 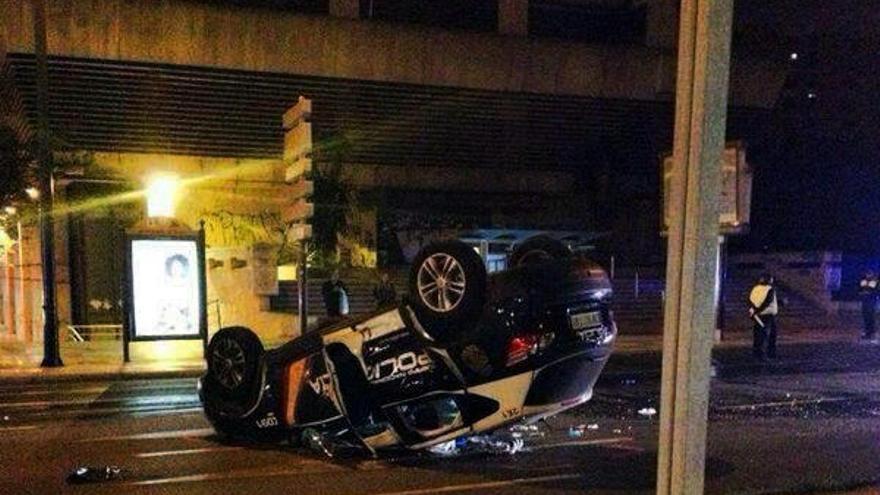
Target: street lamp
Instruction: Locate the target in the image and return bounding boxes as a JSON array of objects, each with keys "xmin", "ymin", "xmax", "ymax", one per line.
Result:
[
  {"xmin": 25, "ymin": 187, "xmax": 40, "ymax": 201},
  {"xmin": 145, "ymin": 174, "xmax": 179, "ymax": 218}
]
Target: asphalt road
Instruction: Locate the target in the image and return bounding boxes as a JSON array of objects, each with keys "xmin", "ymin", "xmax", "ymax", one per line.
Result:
[{"xmin": 2, "ymin": 343, "xmax": 880, "ymax": 494}]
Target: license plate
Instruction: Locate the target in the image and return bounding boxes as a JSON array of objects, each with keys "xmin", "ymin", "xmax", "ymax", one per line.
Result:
[{"xmin": 570, "ymin": 311, "xmax": 603, "ymax": 330}]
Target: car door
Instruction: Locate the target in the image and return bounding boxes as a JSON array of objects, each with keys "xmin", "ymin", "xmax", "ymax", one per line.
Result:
[{"xmin": 321, "ymin": 309, "xmax": 473, "ymax": 449}]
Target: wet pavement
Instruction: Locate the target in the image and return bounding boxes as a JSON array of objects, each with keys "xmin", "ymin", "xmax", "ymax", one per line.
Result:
[{"xmin": 1, "ymin": 340, "xmax": 880, "ymax": 493}]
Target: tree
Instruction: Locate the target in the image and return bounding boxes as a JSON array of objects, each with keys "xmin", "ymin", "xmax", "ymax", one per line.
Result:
[{"xmin": 0, "ymin": 125, "xmax": 32, "ymax": 214}]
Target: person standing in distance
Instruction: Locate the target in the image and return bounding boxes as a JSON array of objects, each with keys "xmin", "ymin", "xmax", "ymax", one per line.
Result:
[
  {"xmin": 749, "ymin": 273, "xmax": 779, "ymax": 360},
  {"xmin": 859, "ymin": 270, "xmax": 878, "ymax": 342},
  {"xmin": 321, "ymin": 270, "xmax": 349, "ymax": 317}
]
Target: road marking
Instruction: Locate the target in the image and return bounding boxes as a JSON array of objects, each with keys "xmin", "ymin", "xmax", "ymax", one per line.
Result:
[
  {"xmin": 526, "ymin": 436, "xmax": 632, "ymax": 451},
  {"xmin": 369, "ymin": 473, "xmax": 583, "ymax": 495},
  {"xmin": 84, "ymin": 427, "xmax": 215, "ymax": 442},
  {"xmin": 0, "ymin": 395, "xmax": 197, "ymax": 408},
  {"xmin": 5, "ymin": 404, "xmax": 202, "ymax": 424},
  {"xmin": 0, "ymin": 425, "xmax": 38, "ymax": 432},
  {"xmin": 715, "ymin": 396, "xmax": 850, "ymax": 411},
  {"xmin": 0, "ymin": 382, "xmax": 196, "ymax": 398},
  {"xmin": 132, "ymin": 406, "xmax": 203, "ymax": 418},
  {"xmin": 136, "ymin": 446, "xmax": 242, "ymax": 458},
  {"xmin": 127, "ymin": 461, "xmax": 348, "ymax": 486},
  {"xmin": 0, "ymin": 386, "xmax": 109, "ymax": 397}
]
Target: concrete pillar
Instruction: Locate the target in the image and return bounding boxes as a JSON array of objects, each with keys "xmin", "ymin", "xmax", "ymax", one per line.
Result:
[
  {"xmin": 498, "ymin": 0, "xmax": 528, "ymax": 36},
  {"xmin": 3, "ymin": 248, "xmax": 15, "ymax": 336},
  {"xmin": 655, "ymin": 0, "xmax": 733, "ymax": 494},
  {"xmin": 329, "ymin": 0, "xmax": 359, "ymax": 19},
  {"xmin": 646, "ymin": 0, "xmax": 679, "ymax": 49},
  {"xmin": 16, "ymin": 224, "xmax": 34, "ymax": 342}
]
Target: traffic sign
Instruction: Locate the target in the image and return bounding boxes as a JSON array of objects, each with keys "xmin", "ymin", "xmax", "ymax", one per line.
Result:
[
  {"xmin": 283, "ymin": 96, "xmax": 312, "ymax": 130},
  {"xmin": 281, "ymin": 199, "xmax": 314, "ymax": 224},
  {"xmin": 283, "ymin": 122, "xmax": 313, "ymax": 162},
  {"xmin": 286, "ymin": 177, "xmax": 314, "ymax": 200},
  {"xmin": 284, "ymin": 158, "xmax": 313, "ymax": 183},
  {"xmin": 661, "ymin": 141, "xmax": 752, "ymax": 236},
  {"xmin": 282, "ymin": 95, "xmax": 315, "ymax": 338}
]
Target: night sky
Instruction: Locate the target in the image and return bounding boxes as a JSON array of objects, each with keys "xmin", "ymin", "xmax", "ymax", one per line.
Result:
[{"xmin": 730, "ymin": 0, "xmax": 880, "ymax": 254}]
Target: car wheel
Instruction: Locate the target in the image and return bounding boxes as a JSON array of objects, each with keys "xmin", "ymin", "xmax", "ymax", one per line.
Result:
[
  {"xmin": 204, "ymin": 326, "xmax": 264, "ymax": 417},
  {"xmin": 508, "ymin": 235, "xmax": 571, "ymax": 267},
  {"xmin": 408, "ymin": 240, "xmax": 487, "ymax": 343}
]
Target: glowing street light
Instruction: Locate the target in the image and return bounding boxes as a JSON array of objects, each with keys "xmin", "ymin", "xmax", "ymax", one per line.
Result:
[
  {"xmin": 145, "ymin": 174, "xmax": 179, "ymax": 218},
  {"xmin": 25, "ymin": 187, "xmax": 40, "ymax": 200},
  {"xmin": 3, "ymin": 206, "xmax": 17, "ymax": 216}
]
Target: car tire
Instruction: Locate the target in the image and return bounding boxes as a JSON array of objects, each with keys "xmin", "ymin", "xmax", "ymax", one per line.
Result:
[
  {"xmin": 204, "ymin": 326, "xmax": 264, "ymax": 417},
  {"xmin": 508, "ymin": 235, "xmax": 571, "ymax": 267},
  {"xmin": 408, "ymin": 240, "xmax": 487, "ymax": 344}
]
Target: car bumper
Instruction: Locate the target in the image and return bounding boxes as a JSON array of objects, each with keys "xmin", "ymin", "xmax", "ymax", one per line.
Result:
[{"xmin": 523, "ymin": 349, "xmax": 609, "ymax": 407}]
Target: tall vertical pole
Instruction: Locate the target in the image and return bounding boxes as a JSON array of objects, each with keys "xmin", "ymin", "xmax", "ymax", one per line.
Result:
[
  {"xmin": 33, "ymin": 0, "xmax": 62, "ymax": 367},
  {"xmin": 656, "ymin": 0, "xmax": 733, "ymax": 493},
  {"xmin": 3, "ymin": 249, "xmax": 16, "ymax": 337},
  {"xmin": 298, "ymin": 242, "xmax": 309, "ymax": 335},
  {"xmin": 716, "ymin": 236, "xmax": 727, "ymax": 340},
  {"xmin": 121, "ymin": 231, "xmax": 131, "ymax": 363},
  {"xmin": 198, "ymin": 221, "xmax": 209, "ymax": 356}
]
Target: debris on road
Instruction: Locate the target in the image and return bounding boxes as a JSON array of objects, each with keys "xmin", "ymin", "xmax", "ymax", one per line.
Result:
[
  {"xmin": 510, "ymin": 424, "xmax": 539, "ymax": 433},
  {"xmin": 638, "ymin": 407, "xmax": 657, "ymax": 417},
  {"xmin": 428, "ymin": 434, "xmax": 525, "ymax": 456},
  {"xmin": 568, "ymin": 426, "xmax": 585, "ymax": 437},
  {"xmin": 465, "ymin": 435, "xmax": 525, "ymax": 455},
  {"xmin": 568, "ymin": 423, "xmax": 601, "ymax": 437},
  {"xmin": 66, "ymin": 466, "xmax": 122, "ymax": 484},
  {"xmin": 302, "ymin": 428, "xmax": 335, "ymax": 458},
  {"xmin": 509, "ymin": 423, "xmax": 545, "ymax": 440},
  {"xmin": 427, "ymin": 440, "xmax": 459, "ymax": 457}
]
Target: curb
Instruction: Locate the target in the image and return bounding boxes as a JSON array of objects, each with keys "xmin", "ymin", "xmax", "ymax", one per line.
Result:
[{"xmin": 0, "ymin": 367, "xmax": 205, "ymax": 385}]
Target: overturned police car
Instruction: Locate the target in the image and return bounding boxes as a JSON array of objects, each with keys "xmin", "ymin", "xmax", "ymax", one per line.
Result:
[{"xmin": 199, "ymin": 236, "xmax": 615, "ymax": 456}]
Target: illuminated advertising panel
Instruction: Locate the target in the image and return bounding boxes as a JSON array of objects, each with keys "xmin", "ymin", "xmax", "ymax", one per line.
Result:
[{"xmin": 129, "ymin": 238, "xmax": 204, "ymax": 340}]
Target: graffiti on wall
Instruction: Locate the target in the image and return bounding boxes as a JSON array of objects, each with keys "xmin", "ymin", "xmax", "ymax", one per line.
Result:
[{"xmin": 200, "ymin": 209, "xmax": 296, "ymax": 264}]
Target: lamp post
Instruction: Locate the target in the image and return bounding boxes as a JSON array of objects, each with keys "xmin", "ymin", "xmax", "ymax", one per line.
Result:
[{"xmin": 33, "ymin": 0, "xmax": 62, "ymax": 367}]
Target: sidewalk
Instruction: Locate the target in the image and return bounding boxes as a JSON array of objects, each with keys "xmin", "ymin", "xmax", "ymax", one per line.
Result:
[
  {"xmin": 0, "ymin": 337, "xmax": 205, "ymax": 383},
  {"xmin": 0, "ymin": 361, "xmax": 206, "ymax": 384}
]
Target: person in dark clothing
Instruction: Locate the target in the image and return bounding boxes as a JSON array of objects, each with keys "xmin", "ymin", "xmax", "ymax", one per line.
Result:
[
  {"xmin": 321, "ymin": 270, "xmax": 349, "ymax": 317},
  {"xmin": 859, "ymin": 271, "xmax": 878, "ymax": 341},
  {"xmin": 372, "ymin": 272, "xmax": 397, "ymax": 309},
  {"xmin": 749, "ymin": 274, "xmax": 779, "ymax": 360}
]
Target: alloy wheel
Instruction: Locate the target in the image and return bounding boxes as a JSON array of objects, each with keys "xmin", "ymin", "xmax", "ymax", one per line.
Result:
[
  {"xmin": 211, "ymin": 337, "xmax": 247, "ymax": 389},
  {"xmin": 417, "ymin": 253, "xmax": 467, "ymax": 312}
]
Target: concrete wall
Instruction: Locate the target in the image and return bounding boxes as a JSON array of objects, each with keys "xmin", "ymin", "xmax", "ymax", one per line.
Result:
[
  {"xmin": 206, "ymin": 245, "xmax": 295, "ymax": 340},
  {"xmin": 1, "ymin": 0, "xmax": 783, "ymax": 108},
  {"xmin": 0, "ymin": 221, "xmax": 74, "ymax": 343},
  {"xmin": 91, "ymin": 152, "xmax": 289, "ymax": 247},
  {"xmin": 91, "ymin": 151, "xmax": 577, "ymax": 245}
]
